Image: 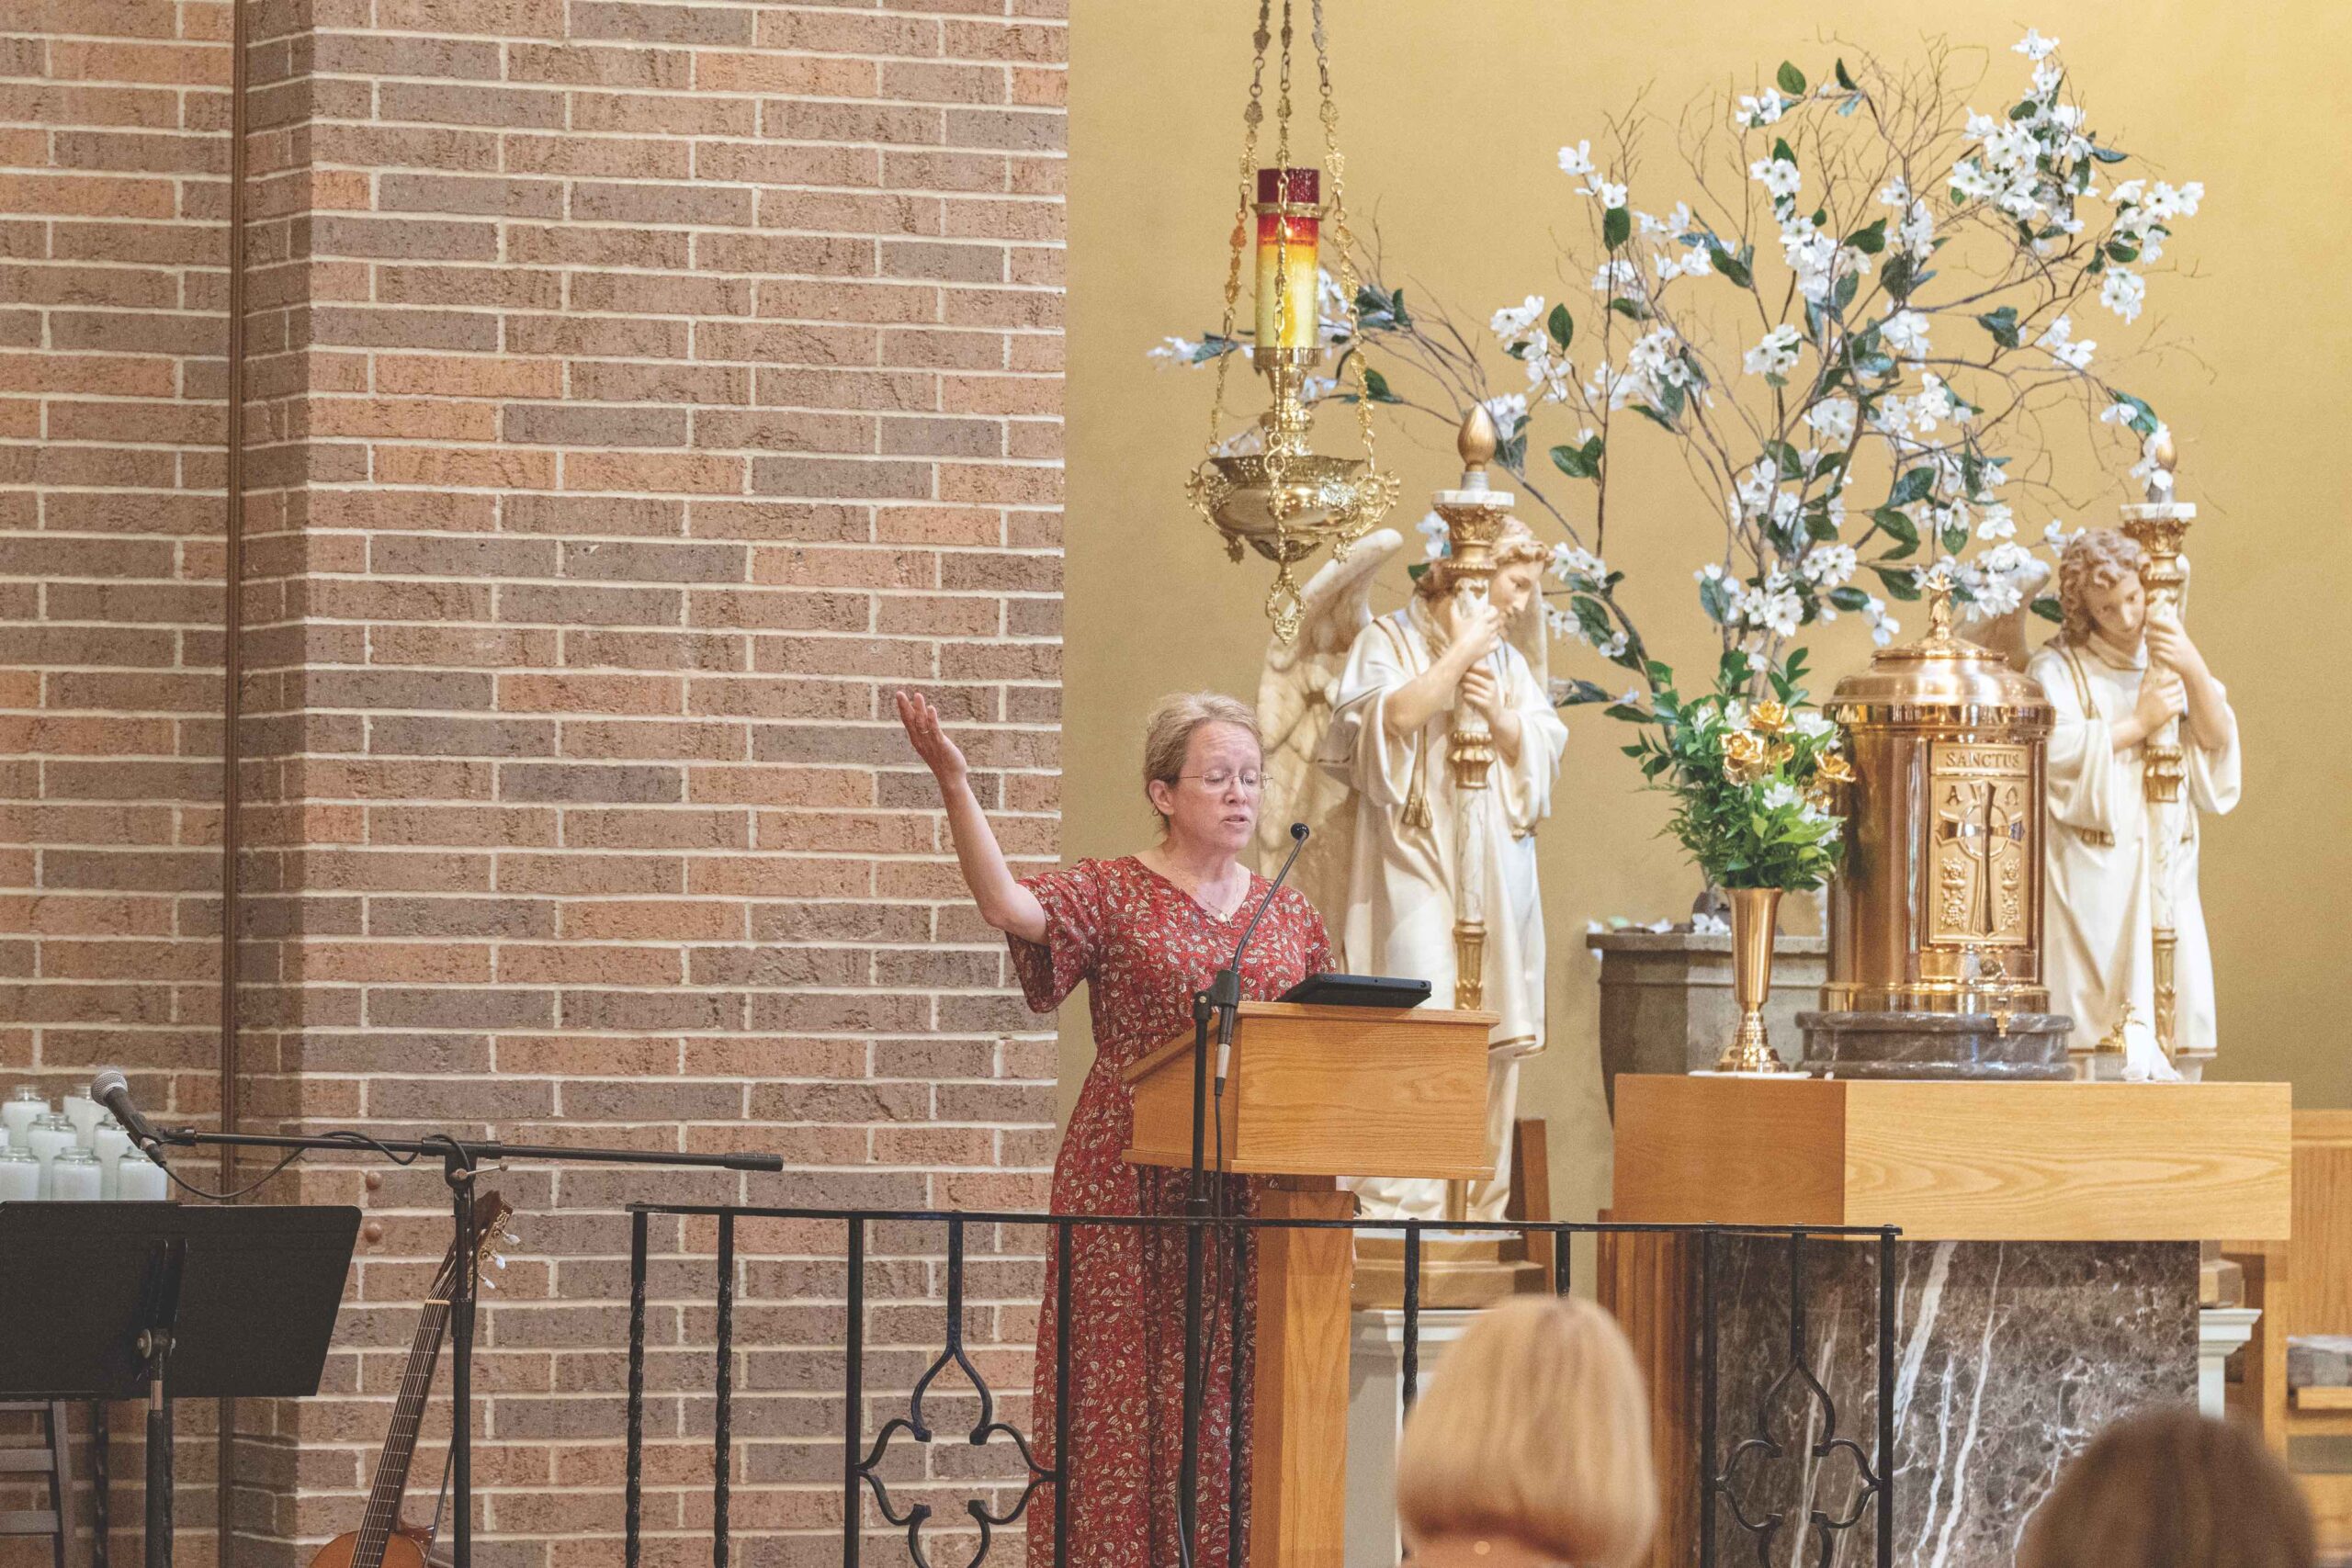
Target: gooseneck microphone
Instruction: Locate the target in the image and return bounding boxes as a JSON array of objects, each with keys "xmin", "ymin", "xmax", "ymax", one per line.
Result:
[
  {"xmin": 1211, "ymin": 820, "xmax": 1311, "ymax": 1093},
  {"xmin": 89, "ymin": 1066, "xmax": 164, "ymax": 1154}
]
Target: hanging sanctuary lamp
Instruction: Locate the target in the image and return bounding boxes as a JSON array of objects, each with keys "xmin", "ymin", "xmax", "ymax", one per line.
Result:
[{"xmin": 1184, "ymin": 0, "xmax": 1399, "ymax": 644}]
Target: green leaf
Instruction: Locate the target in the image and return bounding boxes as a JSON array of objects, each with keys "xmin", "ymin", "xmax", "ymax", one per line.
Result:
[
  {"xmin": 2030, "ymin": 594, "xmax": 2064, "ymax": 624},
  {"xmin": 2108, "ymin": 389, "xmax": 2160, "ymax": 439},
  {"xmin": 1572, "ymin": 595, "xmax": 1615, "ymax": 645},
  {"xmin": 1831, "ymin": 270, "xmax": 1858, "ymax": 312},
  {"xmin": 1940, "ymin": 522, "xmax": 1968, "ymax": 553},
  {"xmin": 1834, "ymin": 57, "xmax": 1856, "ymax": 91},
  {"xmin": 1870, "ymin": 505, "xmax": 1919, "ymax": 552},
  {"xmin": 1976, "ymin": 305, "xmax": 2021, "ymax": 349},
  {"xmin": 1804, "ymin": 508, "xmax": 1840, "ymax": 542},
  {"xmin": 1886, "ymin": 467, "xmax": 1934, "ymax": 506},
  {"xmin": 1658, "ymin": 379, "xmax": 1687, "ymax": 419},
  {"xmin": 1555, "ymin": 679, "xmax": 1616, "ymax": 706},
  {"xmin": 1546, "ymin": 301, "xmax": 1574, "ymax": 348},
  {"xmin": 1609, "ymin": 296, "xmax": 1648, "ymax": 321},
  {"xmin": 1881, "ymin": 254, "xmax": 1914, "ymax": 301},
  {"xmin": 2092, "ymin": 144, "xmax": 2130, "ymax": 164},
  {"xmin": 1580, "ymin": 434, "xmax": 1605, "ymax": 465},
  {"xmin": 1828, "ymin": 585, "xmax": 1870, "ymax": 612},
  {"xmin": 1772, "ymin": 136, "xmax": 1796, "ymax": 167},
  {"xmin": 1549, "ymin": 443, "xmax": 1596, "ymax": 480},
  {"xmin": 1872, "ymin": 564, "xmax": 1922, "ymax": 601},
  {"xmin": 1634, "ymin": 402, "xmax": 1678, "ymax": 432},
  {"xmin": 1406, "ymin": 561, "xmax": 1428, "ymax": 582},
  {"xmin": 2105, "ymin": 241, "xmax": 2140, "ymax": 265},
  {"xmin": 1603, "ymin": 206, "xmax": 1632, "ymax": 249},
  {"xmin": 1776, "ymin": 61, "xmax": 1806, "ymax": 96},
  {"xmin": 1697, "ymin": 571, "xmax": 1736, "ymax": 624},
  {"xmin": 1845, "ymin": 218, "xmax": 1886, "ymax": 255},
  {"xmin": 1361, "ymin": 367, "xmax": 1399, "ymax": 404}
]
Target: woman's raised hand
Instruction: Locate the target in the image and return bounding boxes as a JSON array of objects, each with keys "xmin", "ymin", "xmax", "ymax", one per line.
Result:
[{"xmin": 895, "ymin": 690, "xmax": 968, "ymax": 792}]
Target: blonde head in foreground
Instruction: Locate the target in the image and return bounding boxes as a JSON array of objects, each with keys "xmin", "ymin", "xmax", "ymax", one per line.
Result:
[
  {"xmin": 1394, "ymin": 1294, "xmax": 1657, "ymax": 1568},
  {"xmin": 2018, "ymin": 1407, "xmax": 2312, "ymax": 1568}
]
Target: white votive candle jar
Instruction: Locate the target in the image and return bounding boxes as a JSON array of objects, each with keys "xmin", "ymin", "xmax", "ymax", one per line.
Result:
[
  {"xmin": 24, "ymin": 1113, "xmax": 74, "ymax": 1197},
  {"xmin": 2, "ymin": 1087, "xmax": 46, "ymax": 1147},
  {"xmin": 61, "ymin": 1095, "xmax": 102, "ymax": 1147},
  {"xmin": 49, "ymin": 1146, "xmax": 100, "ymax": 1201},
  {"xmin": 0, "ymin": 1146, "xmax": 38, "ymax": 1201},
  {"xmin": 92, "ymin": 1117, "xmax": 130, "ymax": 1199},
  {"xmin": 117, "ymin": 1150, "xmax": 169, "ymax": 1201}
]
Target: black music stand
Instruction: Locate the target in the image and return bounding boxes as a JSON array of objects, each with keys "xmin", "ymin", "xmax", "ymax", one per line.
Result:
[{"xmin": 0, "ymin": 1203, "xmax": 359, "ymax": 1568}]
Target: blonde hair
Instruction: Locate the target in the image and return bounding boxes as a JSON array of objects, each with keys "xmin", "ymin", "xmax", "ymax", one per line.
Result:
[
  {"xmin": 1395, "ymin": 1295, "xmax": 1657, "ymax": 1568},
  {"xmin": 2018, "ymin": 1408, "xmax": 2312, "ymax": 1568},
  {"xmin": 1417, "ymin": 513, "xmax": 1551, "ymax": 600},
  {"xmin": 1139, "ymin": 691, "xmax": 1261, "ymax": 828},
  {"xmin": 2056, "ymin": 528, "xmax": 2144, "ymax": 645}
]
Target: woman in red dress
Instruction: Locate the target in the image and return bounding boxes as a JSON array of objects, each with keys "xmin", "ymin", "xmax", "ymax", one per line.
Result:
[{"xmin": 896, "ymin": 687, "xmax": 1331, "ymax": 1568}]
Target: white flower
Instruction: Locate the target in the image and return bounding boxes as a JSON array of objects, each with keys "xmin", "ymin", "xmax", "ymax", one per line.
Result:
[
  {"xmin": 1415, "ymin": 509, "xmax": 1450, "ymax": 560},
  {"xmin": 1148, "ymin": 335, "xmax": 1204, "ymax": 367},
  {"xmin": 1804, "ymin": 397, "xmax": 1858, "ymax": 446},
  {"xmin": 1975, "ymin": 502, "xmax": 2018, "ymax": 541},
  {"xmin": 1734, "ymin": 94, "xmax": 1785, "ymax": 130},
  {"xmin": 2014, "ymin": 28, "xmax": 2060, "ymax": 62},
  {"xmin": 1557, "ymin": 141, "xmax": 1595, "ymax": 177},
  {"xmin": 1299, "ymin": 375, "xmax": 1336, "ymax": 401},
  {"xmin": 2042, "ymin": 518, "xmax": 2081, "ymax": 550},
  {"xmin": 1863, "ymin": 595, "xmax": 1899, "ymax": 647},
  {"xmin": 2037, "ymin": 314, "xmax": 2096, "ymax": 370},
  {"xmin": 1739, "ymin": 581, "xmax": 1804, "ymax": 637},
  {"xmin": 1524, "ymin": 347, "xmax": 1575, "ymax": 404},
  {"xmin": 1597, "ymin": 631, "xmax": 1630, "ymax": 660},
  {"xmin": 1793, "ymin": 710, "xmax": 1836, "ymax": 739},
  {"xmin": 1691, "ymin": 911, "xmax": 1731, "ymax": 936},
  {"xmin": 1742, "ymin": 323, "xmax": 1803, "ymax": 379},
  {"xmin": 1801, "ymin": 543, "xmax": 1857, "ymax": 589},
  {"xmin": 1591, "ymin": 257, "xmax": 1642, "ymax": 297},
  {"xmin": 1550, "ymin": 543, "xmax": 1608, "ymax": 583},
  {"xmin": 1748, "ymin": 156, "xmax": 1803, "ymax": 202},
  {"xmin": 1881, "ymin": 309, "xmax": 1932, "ymax": 360},
  {"xmin": 2030, "ymin": 60, "xmax": 2064, "ymax": 98},
  {"xmin": 1639, "ymin": 202, "xmax": 1694, "ymax": 238},
  {"xmin": 1481, "ymin": 392, "xmax": 1528, "ymax": 436},
  {"xmin": 2129, "ymin": 423, "xmax": 2177, "ymax": 497},
  {"xmin": 1761, "ymin": 780, "xmax": 1803, "ymax": 810},
  {"xmin": 1490, "ymin": 293, "xmax": 1546, "ymax": 350},
  {"xmin": 2100, "ymin": 267, "xmax": 2145, "ymax": 324},
  {"xmin": 1579, "ymin": 174, "xmax": 1627, "ymax": 208}
]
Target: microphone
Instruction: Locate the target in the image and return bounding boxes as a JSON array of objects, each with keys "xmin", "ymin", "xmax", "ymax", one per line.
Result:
[
  {"xmin": 89, "ymin": 1067, "xmax": 164, "ymax": 1153},
  {"xmin": 1213, "ymin": 821, "xmax": 1311, "ymax": 1093}
]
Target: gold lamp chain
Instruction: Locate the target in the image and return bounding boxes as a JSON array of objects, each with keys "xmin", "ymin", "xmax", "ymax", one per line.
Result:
[
  {"xmin": 1310, "ymin": 0, "xmax": 1377, "ymax": 488},
  {"xmin": 1204, "ymin": 0, "xmax": 1272, "ymax": 472}
]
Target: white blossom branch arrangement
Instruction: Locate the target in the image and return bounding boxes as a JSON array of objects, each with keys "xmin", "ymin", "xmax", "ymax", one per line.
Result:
[{"xmin": 1152, "ymin": 28, "xmax": 2202, "ymax": 716}]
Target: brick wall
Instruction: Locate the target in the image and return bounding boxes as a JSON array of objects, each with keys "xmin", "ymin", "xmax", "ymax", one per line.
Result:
[
  {"xmin": 0, "ymin": 0, "xmax": 231, "ymax": 1561},
  {"xmin": 1, "ymin": 0, "xmax": 1069, "ymax": 1564}
]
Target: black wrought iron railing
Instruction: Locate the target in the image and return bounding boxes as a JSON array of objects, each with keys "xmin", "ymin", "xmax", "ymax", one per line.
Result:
[{"xmin": 619, "ymin": 1205, "xmax": 1901, "ymax": 1568}]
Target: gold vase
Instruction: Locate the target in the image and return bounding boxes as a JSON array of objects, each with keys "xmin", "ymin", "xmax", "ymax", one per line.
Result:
[{"xmin": 1717, "ymin": 887, "xmax": 1787, "ymax": 1075}]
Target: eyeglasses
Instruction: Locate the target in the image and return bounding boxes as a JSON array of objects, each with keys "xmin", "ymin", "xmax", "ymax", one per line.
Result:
[{"xmin": 1176, "ymin": 770, "xmax": 1264, "ymax": 793}]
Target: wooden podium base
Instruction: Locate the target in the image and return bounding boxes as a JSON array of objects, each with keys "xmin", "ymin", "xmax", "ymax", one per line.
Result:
[{"xmin": 1250, "ymin": 1177, "xmax": 1352, "ymax": 1568}]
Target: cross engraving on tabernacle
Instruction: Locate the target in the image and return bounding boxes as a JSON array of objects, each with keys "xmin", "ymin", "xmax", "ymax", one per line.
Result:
[{"xmin": 1929, "ymin": 743, "xmax": 2033, "ymax": 945}]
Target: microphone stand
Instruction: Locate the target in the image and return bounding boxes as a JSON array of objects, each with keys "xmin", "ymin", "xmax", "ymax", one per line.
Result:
[
  {"xmin": 147, "ymin": 1123, "xmax": 781, "ymax": 1568},
  {"xmin": 1176, "ymin": 824, "xmax": 1308, "ymax": 1565}
]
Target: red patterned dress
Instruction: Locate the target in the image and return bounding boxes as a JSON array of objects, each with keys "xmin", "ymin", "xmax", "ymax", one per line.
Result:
[{"xmin": 1009, "ymin": 855, "xmax": 1331, "ymax": 1568}]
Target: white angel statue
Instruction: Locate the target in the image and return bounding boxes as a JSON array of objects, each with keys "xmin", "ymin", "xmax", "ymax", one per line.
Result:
[{"xmin": 1257, "ymin": 517, "xmax": 1568, "ymax": 1223}]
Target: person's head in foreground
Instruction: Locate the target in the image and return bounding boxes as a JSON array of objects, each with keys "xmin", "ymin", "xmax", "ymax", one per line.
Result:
[
  {"xmin": 2018, "ymin": 1406, "xmax": 2312, "ymax": 1568},
  {"xmin": 1394, "ymin": 1293, "xmax": 1657, "ymax": 1568}
]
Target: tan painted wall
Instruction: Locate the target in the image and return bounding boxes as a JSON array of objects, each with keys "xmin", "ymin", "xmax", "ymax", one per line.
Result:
[{"xmin": 1063, "ymin": 1, "xmax": 2352, "ymax": 1219}]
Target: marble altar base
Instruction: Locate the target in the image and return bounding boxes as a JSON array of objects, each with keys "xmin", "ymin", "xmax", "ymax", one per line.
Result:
[{"xmin": 1710, "ymin": 1236, "xmax": 2198, "ymax": 1568}]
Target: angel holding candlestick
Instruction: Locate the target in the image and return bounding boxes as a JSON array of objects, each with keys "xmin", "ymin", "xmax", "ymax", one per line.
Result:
[
  {"xmin": 2027, "ymin": 522, "xmax": 2240, "ymax": 1080},
  {"xmin": 1261, "ymin": 409, "xmax": 1569, "ymax": 1224}
]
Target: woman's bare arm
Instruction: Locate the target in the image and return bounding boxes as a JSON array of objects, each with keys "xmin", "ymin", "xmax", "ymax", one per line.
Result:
[{"xmin": 895, "ymin": 690, "xmax": 1046, "ymax": 942}]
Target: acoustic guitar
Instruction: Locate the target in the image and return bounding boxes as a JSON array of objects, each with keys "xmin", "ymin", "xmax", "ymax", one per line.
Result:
[{"xmin": 307, "ymin": 1190, "xmax": 514, "ymax": 1568}]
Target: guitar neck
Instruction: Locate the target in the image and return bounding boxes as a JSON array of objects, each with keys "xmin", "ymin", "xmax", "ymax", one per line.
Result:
[{"xmin": 353, "ymin": 1295, "xmax": 455, "ymax": 1568}]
